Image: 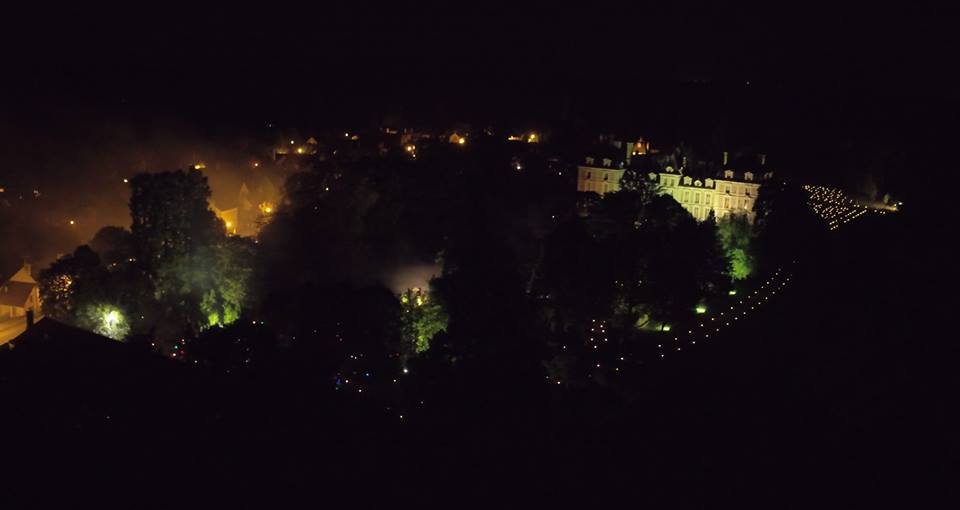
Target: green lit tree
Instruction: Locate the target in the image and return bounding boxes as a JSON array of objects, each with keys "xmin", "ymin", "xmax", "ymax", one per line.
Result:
[
  {"xmin": 716, "ymin": 212, "xmax": 755, "ymax": 280},
  {"xmin": 154, "ymin": 237, "xmax": 254, "ymax": 332},
  {"xmin": 399, "ymin": 287, "xmax": 449, "ymax": 354},
  {"xmin": 77, "ymin": 303, "xmax": 130, "ymax": 341}
]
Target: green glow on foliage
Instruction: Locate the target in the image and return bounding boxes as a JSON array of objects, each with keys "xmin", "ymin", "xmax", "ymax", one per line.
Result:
[
  {"xmin": 662, "ymin": 325, "xmax": 672, "ymax": 332},
  {"xmin": 728, "ymin": 290, "xmax": 737, "ymax": 296},
  {"xmin": 400, "ymin": 288, "xmax": 448, "ymax": 354},
  {"xmin": 82, "ymin": 304, "xmax": 129, "ymax": 341},
  {"xmin": 695, "ymin": 305, "xmax": 707, "ymax": 314}
]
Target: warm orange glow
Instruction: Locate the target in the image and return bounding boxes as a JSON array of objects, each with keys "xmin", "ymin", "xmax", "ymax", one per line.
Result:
[
  {"xmin": 259, "ymin": 202, "xmax": 274, "ymax": 215},
  {"xmin": 296, "ymin": 147, "xmax": 304, "ymax": 154},
  {"xmin": 405, "ymin": 144, "xmax": 416, "ymax": 152},
  {"xmin": 458, "ymin": 137, "xmax": 466, "ymax": 145},
  {"xmin": 527, "ymin": 133, "xmax": 538, "ymax": 143},
  {"xmin": 194, "ymin": 163, "xmax": 206, "ymax": 170},
  {"xmin": 69, "ymin": 220, "xmax": 75, "ymax": 225},
  {"xmin": 253, "ymin": 162, "xmax": 260, "ymax": 167}
]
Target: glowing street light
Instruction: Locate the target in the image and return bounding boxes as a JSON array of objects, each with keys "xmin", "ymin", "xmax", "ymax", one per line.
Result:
[
  {"xmin": 68, "ymin": 219, "xmax": 76, "ymax": 226},
  {"xmin": 458, "ymin": 137, "xmax": 466, "ymax": 145}
]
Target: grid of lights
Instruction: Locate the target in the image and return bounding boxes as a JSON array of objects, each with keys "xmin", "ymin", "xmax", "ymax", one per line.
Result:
[{"xmin": 803, "ymin": 184, "xmax": 890, "ymax": 231}]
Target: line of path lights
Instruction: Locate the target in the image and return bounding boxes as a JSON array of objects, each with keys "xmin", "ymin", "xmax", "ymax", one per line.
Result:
[
  {"xmin": 657, "ymin": 262, "xmax": 795, "ymax": 360},
  {"xmin": 544, "ymin": 262, "xmax": 797, "ymax": 386}
]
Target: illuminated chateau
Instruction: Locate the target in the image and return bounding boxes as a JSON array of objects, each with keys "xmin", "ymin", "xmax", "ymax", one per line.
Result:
[{"xmin": 577, "ymin": 145, "xmax": 772, "ymax": 223}]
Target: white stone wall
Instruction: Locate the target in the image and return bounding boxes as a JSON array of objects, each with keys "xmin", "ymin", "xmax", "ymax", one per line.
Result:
[{"xmin": 577, "ymin": 164, "xmax": 761, "ymax": 223}]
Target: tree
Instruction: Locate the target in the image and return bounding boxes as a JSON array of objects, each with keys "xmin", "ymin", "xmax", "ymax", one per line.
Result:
[
  {"xmin": 38, "ymin": 246, "xmax": 106, "ymax": 323},
  {"xmin": 753, "ymin": 180, "xmax": 825, "ymax": 272},
  {"xmin": 129, "ymin": 169, "xmax": 222, "ymax": 272},
  {"xmin": 716, "ymin": 213, "xmax": 754, "ymax": 280},
  {"xmin": 89, "ymin": 226, "xmax": 134, "ymax": 268},
  {"xmin": 77, "ymin": 303, "xmax": 130, "ymax": 341},
  {"xmin": 154, "ymin": 237, "xmax": 254, "ymax": 332},
  {"xmin": 399, "ymin": 287, "xmax": 448, "ymax": 354}
]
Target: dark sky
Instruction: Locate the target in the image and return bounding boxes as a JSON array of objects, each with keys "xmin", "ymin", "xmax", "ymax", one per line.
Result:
[
  {"xmin": 1, "ymin": 2, "xmax": 957, "ymax": 268},
  {"xmin": 2, "ymin": 3, "xmax": 958, "ymax": 187},
  {"xmin": 5, "ymin": 4, "xmax": 957, "ymax": 123}
]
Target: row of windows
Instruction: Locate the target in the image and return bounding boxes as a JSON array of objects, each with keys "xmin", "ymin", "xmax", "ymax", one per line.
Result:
[
  {"xmin": 661, "ymin": 177, "xmax": 757, "ymax": 196},
  {"xmin": 579, "ymin": 181, "xmax": 615, "ymax": 194},
  {"xmin": 672, "ymin": 189, "xmax": 752, "ymax": 210}
]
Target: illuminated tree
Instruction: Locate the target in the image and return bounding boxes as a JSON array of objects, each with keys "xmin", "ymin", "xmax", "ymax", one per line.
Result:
[
  {"xmin": 717, "ymin": 213, "xmax": 755, "ymax": 280},
  {"xmin": 38, "ymin": 246, "xmax": 106, "ymax": 322},
  {"xmin": 154, "ymin": 237, "xmax": 254, "ymax": 332},
  {"xmin": 78, "ymin": 304, "xmax": 130, "ymax": 341},
  {"xmin": 399, "ymin": 287, "xmax": 449, "ymax": 354}
]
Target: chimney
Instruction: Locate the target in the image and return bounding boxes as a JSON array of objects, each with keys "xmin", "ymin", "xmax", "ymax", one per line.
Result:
[
  {"xmin": 722, "ymin": 151, "xmax": 729, "ymax": 166},
  {"xmin": 759, "ymin": 153, "xmax": 767, "ymax": 166},
  {"xmin": 23, "ymin": 262, "xmax": 31, "ymax": 278}
]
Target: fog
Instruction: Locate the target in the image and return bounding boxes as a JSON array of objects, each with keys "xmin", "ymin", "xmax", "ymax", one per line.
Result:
[{"xmin": 0, "ymin": 106, "xmax": 273, "ymax": 273}]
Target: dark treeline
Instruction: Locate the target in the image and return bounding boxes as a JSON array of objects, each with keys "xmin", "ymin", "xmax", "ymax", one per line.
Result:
[{"xmin": 34, "ymin": 131, "xmax": 826, "ymax": 421}]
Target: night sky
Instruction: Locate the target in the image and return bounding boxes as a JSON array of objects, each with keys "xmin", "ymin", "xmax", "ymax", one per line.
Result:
[
  {"xmin": 1, "ymin": 3, "xmax": 957, "ymax": 254},
  {"xmin": 5, "ymin": 4, "xmax": 957, "ymax": 121}
]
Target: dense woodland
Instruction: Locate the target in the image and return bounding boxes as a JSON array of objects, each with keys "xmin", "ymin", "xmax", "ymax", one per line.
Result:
[{"xmin": 34, "ymin": 137, "xmax": 826, "ymax": 418}]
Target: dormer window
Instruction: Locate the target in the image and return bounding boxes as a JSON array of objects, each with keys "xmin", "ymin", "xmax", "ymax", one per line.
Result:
[
  {"xmin": 585, "ymin": 157, "xmax": 595, "ymax": 165},
  {"xmin": 744, "ymin": 172, "xmax": 754, "ymax": 181},
  {"xmin": 683, "ymin": 176, "xmax": 692, "ymax": 185},
  {"xmin": 694, "ymin": 180, "xmax": 702, "ymax": 187},
  {"xmin": 723, "ymin": 170, "xmax": 734, "ymax": 179},
  {"xmin": 648, "ymin": 172, "xmax": 657, "ymax": 181},
  {"xmin": 602, "ymin": 158, "xmax": 612, "ymax": 167},
  {"xmin": 705, "ymin": 178, "xmax": 714, "ymax": 187},
  {"xmin": 665, "ymin": 165, "xmax": 675, "ymax": 173}
]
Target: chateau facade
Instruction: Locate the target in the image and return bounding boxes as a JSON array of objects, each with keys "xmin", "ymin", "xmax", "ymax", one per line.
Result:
[{"xmin": 577, "ymin": 156, "xmax": 771, "ymax": 223}]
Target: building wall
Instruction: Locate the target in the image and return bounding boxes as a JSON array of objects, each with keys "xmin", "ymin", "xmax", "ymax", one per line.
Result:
[
  {"xmin": 577, "ymin": 165, "xmax": 626, "ymax": 195},
  {"xmin": 577, "ymin": 165, "xmax": 762, "ymax": 223}
]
